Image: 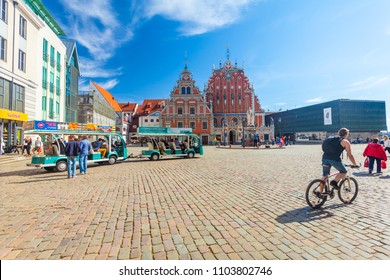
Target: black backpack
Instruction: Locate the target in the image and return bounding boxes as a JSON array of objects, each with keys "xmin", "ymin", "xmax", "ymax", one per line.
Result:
[{"xmin": 322, "ymin": 136, "xmax": 341, "ymax": 154}]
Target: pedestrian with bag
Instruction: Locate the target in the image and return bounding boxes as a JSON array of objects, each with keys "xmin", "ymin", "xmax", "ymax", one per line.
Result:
[
  {"xmin": 384, "ymin": 135, "xmax": 390, "ymax": 155},
  {"xmin": 26, "ymin": 136, "xmax": 32, "ymax": 156},
  {"xmin": 33, "ymin": 137, "xmax": 43, "ymax": 155},
  {"xmin": 79, "ymin": 135, "xmax": 92, "ymax": 175},
  {"xmin": 65, "ymin": 135, "xmax": 80, "ymax": 179},
  {"xmin": 363, "ymin": 136, "xmax": 387, "ymax": 174}
]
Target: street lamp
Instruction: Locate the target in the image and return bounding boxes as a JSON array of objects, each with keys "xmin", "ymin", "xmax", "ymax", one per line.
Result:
[
  {"xmin": 278, "ymin": 117, "xmax": 282, "ymax": 137},
  {"xmin": 242, "ymin": 118, "xmax": 246, "ymax": 148},
  {"xmin": 223, "ymin": 118, "xmax": 227, "ymax": 146}
]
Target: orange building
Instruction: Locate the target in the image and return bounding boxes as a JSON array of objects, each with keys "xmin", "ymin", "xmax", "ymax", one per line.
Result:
[
  {"xmin": 205, "ymin": 50, "xmax": 268, "ymax": 144},
  {"xmin": 161, "ymin": 64, "xmax": 213, "ymax": 145}
]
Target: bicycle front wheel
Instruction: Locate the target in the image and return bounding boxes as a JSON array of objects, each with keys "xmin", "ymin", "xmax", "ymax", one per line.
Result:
[
  {"xmin": 305, "ymin": 179, "xmax": 327, "ymax": 209},
  {"xmin": 338, "ymin": 177, "xmax": 358, "ymax": 204}
]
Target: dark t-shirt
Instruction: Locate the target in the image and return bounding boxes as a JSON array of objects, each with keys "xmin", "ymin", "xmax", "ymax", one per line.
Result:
[{"xmin": 322, "ymin": 139, "xmax": 345, "ymax": 162}]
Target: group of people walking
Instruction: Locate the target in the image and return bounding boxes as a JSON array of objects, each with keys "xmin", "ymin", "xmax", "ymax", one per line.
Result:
[{"xmin": 65, "ymin": 135, "xmax": 92, "ymax": 179}]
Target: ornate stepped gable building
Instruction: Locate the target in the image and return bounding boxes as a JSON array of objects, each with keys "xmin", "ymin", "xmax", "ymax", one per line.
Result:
[
  {"xmin": 204, "ymin": 50, "xmax": 270, "ymax": 144},
  {"xmin": 161, "ymin": 64, "xmax": 213, "ymax": 145}
]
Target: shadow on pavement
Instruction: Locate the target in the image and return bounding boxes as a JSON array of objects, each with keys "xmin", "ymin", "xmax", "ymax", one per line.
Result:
[
  {"xmin": 0, "ymin": 168, "xmax": 42, "ymax": 177},
  {"xmin": 352, "ymin": 171, "xmax": 382, "ymax": 177},
  {"xmin": 10, "ymin": 178, "xmax": 67, "ymax": 184},
  {"xmin": 275, "ymin": 204, "xmax": 348, "ymax": 224}
]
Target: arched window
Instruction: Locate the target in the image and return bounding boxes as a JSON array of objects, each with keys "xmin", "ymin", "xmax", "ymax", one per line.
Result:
[
  {"xmin": 187, "ymin": 87, "xmax": 191, "ymax": 94},
  {"xmin": 181, "ymin": 87, "xmax": 185, "ymax": 94},
  {"xmin": 221, "ymin": 118, "xmax": 225, "ymax": 127}
]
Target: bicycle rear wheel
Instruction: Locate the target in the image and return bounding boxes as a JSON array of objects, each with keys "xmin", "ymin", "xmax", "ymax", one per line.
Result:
[
  {"xmin": 305, "ymin": 179, "xmax": 327, "ymax": 209},
  {"xmin": 338, "ymin": 177, "xmax": 358, "ymax": 204}
]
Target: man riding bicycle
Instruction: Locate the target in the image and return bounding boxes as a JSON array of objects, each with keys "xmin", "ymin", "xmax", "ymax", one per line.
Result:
[{"xmin": 319, "ymin": 128, "xmax": 358, "ymax": 194}]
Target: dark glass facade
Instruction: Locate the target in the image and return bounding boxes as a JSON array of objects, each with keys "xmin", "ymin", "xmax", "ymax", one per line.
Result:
[{"xmin": 267, "ymin": 99, "xmax": 387, "ymax": 135}]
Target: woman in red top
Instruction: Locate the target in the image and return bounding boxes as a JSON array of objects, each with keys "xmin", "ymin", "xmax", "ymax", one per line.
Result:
[{"xmin": 363, "ymin": 137, "xmax": 387, "ymax": 174}]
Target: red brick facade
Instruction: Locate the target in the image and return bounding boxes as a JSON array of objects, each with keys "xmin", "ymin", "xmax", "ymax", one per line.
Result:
[
  {"xmin": 161, "ymin": 65, "xmax": 213, "ymax": 145},
  {"xmin": 204, "ymin": 53, "xmax": 269, "ymax": 144}
]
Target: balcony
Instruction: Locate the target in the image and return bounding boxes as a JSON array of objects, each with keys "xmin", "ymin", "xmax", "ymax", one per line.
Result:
[
  {"xmin": 56, "ymin": 87, "xmax": 60, "ymax": 96},
  {"xmin": 49, "ymin": 83, "xmax": 54, "ymax": 93},
  {"xmin": 56, "ymin": 63, "xmax": 61, "ymax": 72},
  {"xmin": 42, "ymin": 81, "xmax": 47, "ymax": 89},
  {"xmin": 50, "ymin": 58, "xmax": 55, "ymax": 67},
  {"xmin": 43, "ymin": 53, "xmax": 48, "ymax": 62}
]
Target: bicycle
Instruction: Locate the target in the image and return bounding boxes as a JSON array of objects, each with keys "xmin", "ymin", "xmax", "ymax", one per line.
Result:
[{"xmin": 305, "ymin": 164, "xmax": 359, "ymax": 209}]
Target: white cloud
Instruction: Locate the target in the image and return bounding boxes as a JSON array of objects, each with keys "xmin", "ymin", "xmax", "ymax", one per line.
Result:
[
  {"xmin": 78, "ymin": 78, "xmax": 90, "ymax": 91},
  {"xmin": 58, "ymin": 0, "xmax": 259, "ymax": 89},
  {"xmin": 305, "ymin": 97, "xmax": 327, "ymax": 103},
  {"xmin": 140, "ymin": 0, "xmax": 259, "ymax": 35},
  {"xmin": 78, "ymin": 77, "xmax": 119, "ymax": 91},
  {"xmin": 59, "ymin": 0, "xmax": 133, "ymax": 61},
  {"xmin": 79, "ymin": 57, "xmax": 122, "ymax": 78},
  {"xmin": 349, "ymin": 76, "xmax": 390, "ymax": 91},
  {"xmin": 98, "ymin": 79, "xmax": 120, "ymax": 90},
  {"xmin": 58, "ymin": 0, "xmax": 132, "ymax": 90}
]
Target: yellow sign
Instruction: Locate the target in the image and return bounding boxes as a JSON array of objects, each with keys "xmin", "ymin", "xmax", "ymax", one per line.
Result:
[{"xmin": 0, "ymin": 109, "xmax": 28, "ymax": 122}]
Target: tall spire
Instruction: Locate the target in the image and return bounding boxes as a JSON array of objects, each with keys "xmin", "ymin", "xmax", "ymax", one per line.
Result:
[
  {"xmin": 226, "ymin": 46, "xmax": 230, "ymax": 61},
  {"xmin": 184, "ymin": 50, "xmax": 188, "ymax": 69}
]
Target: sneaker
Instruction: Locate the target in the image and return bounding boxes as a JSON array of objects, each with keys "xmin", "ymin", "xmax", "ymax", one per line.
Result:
[
  {"xmin": 330, "ymin": 180, "xmax": 339, "ymax": 190},
  {"xmin": 377, "ymin": 171, "xmax": 383, "ymax": 174}
]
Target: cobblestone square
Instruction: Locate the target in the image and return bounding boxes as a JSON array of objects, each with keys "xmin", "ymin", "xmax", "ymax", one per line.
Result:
[{"xmin": 0, "ymin": 144, "xmax": 389, "ymax": 260}]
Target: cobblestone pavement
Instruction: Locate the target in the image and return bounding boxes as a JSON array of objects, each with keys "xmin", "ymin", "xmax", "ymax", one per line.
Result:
[{"xmin": 0, "ymin": 144, "xmax": 389, "ymax": 260}]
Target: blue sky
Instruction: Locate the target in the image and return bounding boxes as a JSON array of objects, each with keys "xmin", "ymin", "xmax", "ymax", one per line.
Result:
[{"xmin": 41, "ymin": 0, "xmax": 390, "ymax": 128}]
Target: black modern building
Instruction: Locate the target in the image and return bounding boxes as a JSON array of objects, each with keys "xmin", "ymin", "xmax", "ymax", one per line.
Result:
[{"xmin": 266, "ymin": 99, "xmax": 387, "ymax": 139}]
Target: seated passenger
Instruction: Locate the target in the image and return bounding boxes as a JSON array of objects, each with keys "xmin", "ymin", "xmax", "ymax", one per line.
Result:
[
  {"xmin": 52, "ymin": 144, "xmax": 60, "ymax": 156},
  {"xmin": 94, "ymin": 138, "xmax": 103, "ymax": 151},
  {"xmin": 147, "ymin": 141, "xmax": 154, "ymax": 150},
  {"xmin": 179, "ymin": 141, "xmax": 186, "ymax": 153},
  {"xmin": 183, "ymin": 140, "xmax": 189, "ymax": 150},
  {"xmin": 98, "ymin": 140, "xmax": 108, "ymax": 157},
  {"xmin": 158, "ymin": 139, "xmax": 166, "ymax": 155},
  {"xmin": 169, "ymin": 139, "xmax": 176, "ymax": 154},
  {"xmin": 58, "ymin": 139, "xmax": 66, "ymax": 154}
]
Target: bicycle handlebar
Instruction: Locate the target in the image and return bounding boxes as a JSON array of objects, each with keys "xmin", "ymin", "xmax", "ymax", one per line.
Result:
[{"xmin": 345, "ymin": 163, "xmax": 361, "ymax": 169}]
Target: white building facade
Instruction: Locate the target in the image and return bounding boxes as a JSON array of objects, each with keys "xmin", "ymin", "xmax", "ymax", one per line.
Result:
[
  {"xmin": 0, "ymin": 0, "xmax": 67, "ymax": 149},
  {"xmin": 1, "ymin": 0, "xmax": 41, "ymax": 148}
]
